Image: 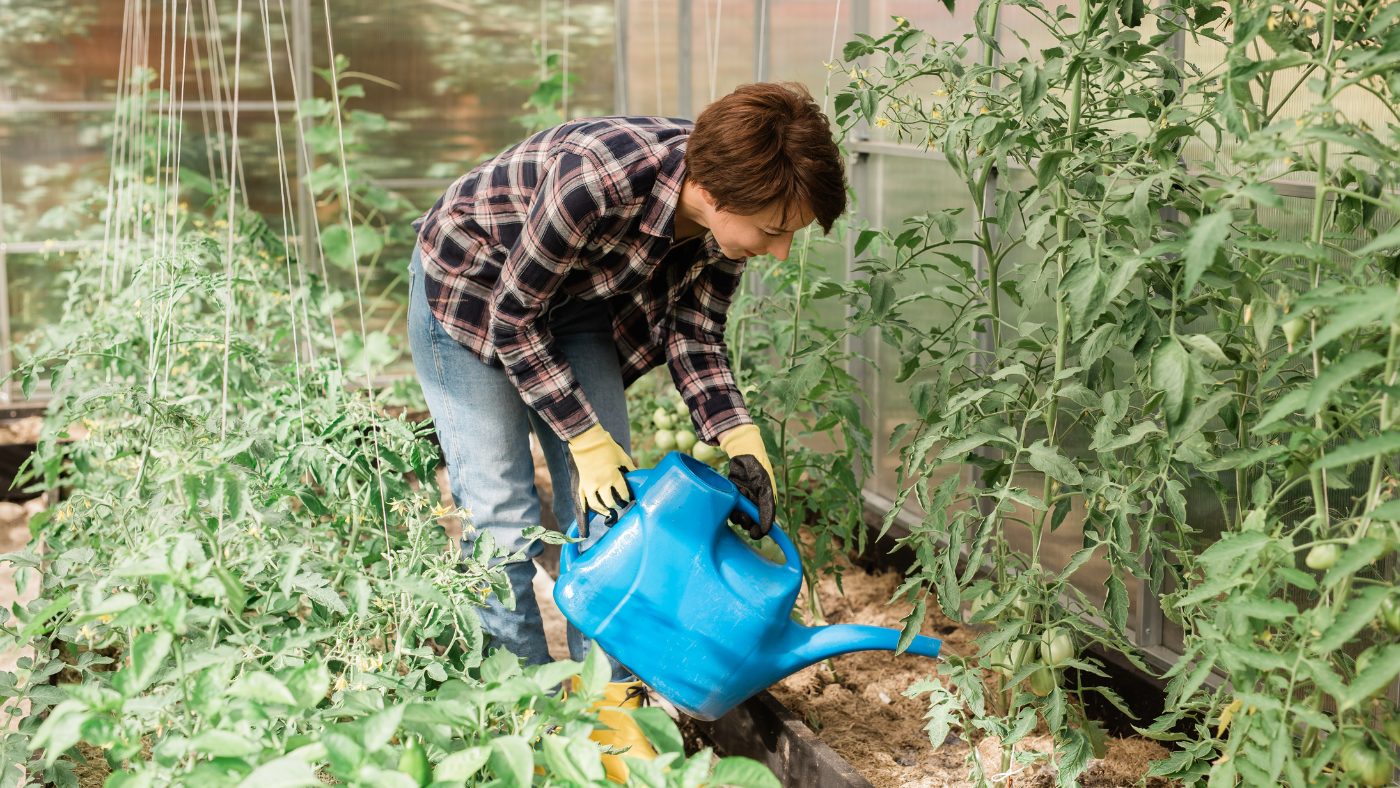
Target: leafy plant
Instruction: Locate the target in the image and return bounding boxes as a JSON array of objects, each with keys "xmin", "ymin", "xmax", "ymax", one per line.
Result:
[
  {"xmin": 828, "ymin": 0, "xmax": 1400, "ymax": 784},
  {"xmin": 299, "ymin": 55, "xmax": 420, "ymax": 380},
  {"xmin": 513, "ymin": 49, "xmax": 586, "ymax": 135},
  {"xmin": 0, "ymin": 56, "xmax": 778, "ymax": 788},
  {"xmin": 725, "ymin": 229, "xmax": 879, "ymax": 616}
]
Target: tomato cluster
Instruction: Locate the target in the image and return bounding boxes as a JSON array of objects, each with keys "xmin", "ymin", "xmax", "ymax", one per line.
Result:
[
  {"xmin": 638, "ymin": 397, "xmax": 725, "ymax": 467},
  {"xmin": 969, "ymin": 590, "xmax": 1077, "ymax": 700}
]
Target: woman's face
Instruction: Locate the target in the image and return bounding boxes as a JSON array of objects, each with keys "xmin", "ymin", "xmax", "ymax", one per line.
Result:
[{"xmin": 696, "ymin": 188, "xmax": 817, "ymax": 261}]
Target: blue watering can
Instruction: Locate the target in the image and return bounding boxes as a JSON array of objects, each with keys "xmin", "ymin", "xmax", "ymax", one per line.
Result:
[{"xmin": 553, "ymin": 451, "xmax": 941, "ymax": 720}]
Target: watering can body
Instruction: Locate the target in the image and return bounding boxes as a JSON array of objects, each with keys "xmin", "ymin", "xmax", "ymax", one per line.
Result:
[{"xmin": 553, "ymin": 451, "xmax": 941, "ymax": 720}]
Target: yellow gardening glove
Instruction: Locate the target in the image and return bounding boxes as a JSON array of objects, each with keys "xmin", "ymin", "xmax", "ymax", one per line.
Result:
[
  {"xmin": 567, "ymin": 424, "xmax": 637, "ymax": 527},
  {"xmin": 719, "ymin": 424, "xmax": 776, "ymax": 538}
]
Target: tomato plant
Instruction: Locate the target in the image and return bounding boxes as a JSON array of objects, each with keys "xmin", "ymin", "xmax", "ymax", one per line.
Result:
[
  {"xmin": 0, "ymin": 57, "xmax": 779, "ymax": 788},
  {"xmin": 830, "ymin": 0, "xmax": 1400, "ymax": 781}
]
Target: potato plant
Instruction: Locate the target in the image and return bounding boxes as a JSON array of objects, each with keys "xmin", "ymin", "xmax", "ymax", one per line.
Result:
[
  {"xmin": 0, "ymin": 65, "xmax": 777, "ymax": 788},
  {"xmin": 825, "ymin": 0, "xmax": 1400, "ymax": 784}
]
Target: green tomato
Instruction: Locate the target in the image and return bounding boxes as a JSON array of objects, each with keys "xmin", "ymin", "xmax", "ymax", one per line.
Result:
[
  {"xmin": 398, "ymin": 737, "xmax": 432, "ymax": 787},
  {"xmin": 1341, "ymin": 743, "xmax": 1393, "ymax": 788},
  {"xmin": 1282, "ymin": 317, "xmax": 1308, "ymax": 350},
  {"xmin": 1384, "ymin": 717, "xmax": 1400, "ymax": 749},
  {"xmin": 675, "ymin": 430, "xmax": 697, "ymax": 451},
  {"xmin": 1305, "ymin": 543, "xmax": 1341, "ymax": 570},
  {"xmin": 1010, "ymin": 589, "xmax": 1030, "ymax": 618},
  {"xmin": 985, "ymin": 643, "xmax": 1010, "ymax": 676},
  {"xmin": 967, "ymin": 590, "xmax": 999, "ymax": 622},
  {"xmin": 1380, "ymin": 594, "xmax": 1400, "ymax": 637},
  {"xmin": 1027, "ymin": 666, "xmax": 1057, "ymax": 697},
  {"xmin": 691, "ymin": 441, "xmax": 718, "ymax": 462},
  {"xmin": 654, "ymin": 430, "xmax": 677, "ymax": 451},
  {"xmin": 1041, "ymin": 628, "xmax": 1074, "ymax": 666},
  {"xmin": 988, "ymin": 640, "xmax": 1033, "ymax": 677},
  {"xmin": 652, "ymin": 408, "xmax": 674, "ymax": 430},
  {"xmin": 1009, "ymin": 639, "xmax": 1032, "ymax": 670}
]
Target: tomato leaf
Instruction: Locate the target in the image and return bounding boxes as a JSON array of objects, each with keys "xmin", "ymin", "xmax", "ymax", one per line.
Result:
[{"xmin": 1181, "ymin": 210, "xmax": 1231, "ymax": 299}]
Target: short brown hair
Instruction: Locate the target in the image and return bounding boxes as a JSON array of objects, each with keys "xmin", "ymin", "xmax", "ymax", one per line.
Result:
[{"xmin": 685, "ymin": 82, "xmax": 847, "ymax": 234}]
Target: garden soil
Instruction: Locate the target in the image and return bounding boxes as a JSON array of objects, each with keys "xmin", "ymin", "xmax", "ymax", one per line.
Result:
[
  {"xmin": 0, "ymin": 417, "xmax": 41, "ymax": 446},
  {"xmin": 766, "ymin": 564, "xmax": 1170, "ymax": 788}
]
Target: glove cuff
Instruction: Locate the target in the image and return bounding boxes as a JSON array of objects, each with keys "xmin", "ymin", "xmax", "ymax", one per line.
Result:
[
  {"xmin": 719, "ymin": 424, "xmax": 772, "ymax": 478},
  {"xmin": 568, "ymin": 423, "xmax": 637, "ymax": 472},
  {"xmin": 568, "ymin": 422, "xmax": 612, "ymax": 451}
]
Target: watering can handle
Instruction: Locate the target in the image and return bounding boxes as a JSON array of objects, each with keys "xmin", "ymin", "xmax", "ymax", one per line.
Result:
[
  {"xmin": 732, "ymin": 493, "xmax": 802, "ymax": 569},
  {"xmin": 559, "ymin": 470, "xmax": 800, "ymax": 571},
  {"xmin": 560, "ymin": 469, "xmax": 652, "ymax": 571}
]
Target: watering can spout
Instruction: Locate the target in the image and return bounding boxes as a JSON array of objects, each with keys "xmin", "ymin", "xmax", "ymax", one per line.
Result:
[{"xmin": 772, "ymin": 622, "xmax": 942, "ymax": 677}]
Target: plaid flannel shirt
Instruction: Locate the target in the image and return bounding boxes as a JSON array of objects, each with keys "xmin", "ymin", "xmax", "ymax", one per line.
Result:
[{"xmin": 412, "ymin": 116, "xmax": 752, "ymax": 443}]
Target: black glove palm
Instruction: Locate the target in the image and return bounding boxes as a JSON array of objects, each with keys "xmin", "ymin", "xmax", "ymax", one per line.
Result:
[{"xmin": 727, "ymin": 454, "xmax": 775, "ymax": 540}]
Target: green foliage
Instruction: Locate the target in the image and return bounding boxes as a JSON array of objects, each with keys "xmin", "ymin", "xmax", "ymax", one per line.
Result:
[
  {"xmin": 831, "ymin": 0, "xmax": 1400, "ymax": 784},
  {"xmin": 303, "ymin": 55, "xmax": 420, "ymax": 381},
  {"xmin": 513, "ymin": 50, "xmax": 585, "ymax": 135},
  {"xmin": 0, "ymin": 53, "xmax": 777, "ymax": 788},
  {"xmin": 727, "ymin": 229, "xmax": 879, "ymax": 615}
]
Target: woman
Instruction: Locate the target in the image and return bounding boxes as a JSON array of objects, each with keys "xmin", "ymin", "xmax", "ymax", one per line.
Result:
[{"xmin": 408, "ymin": 81, "xmax": 846, "ymax": 778}]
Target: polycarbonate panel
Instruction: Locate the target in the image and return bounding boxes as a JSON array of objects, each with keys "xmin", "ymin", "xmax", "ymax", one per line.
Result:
[
  {"xmin": 855, "ymin": 0, "xmax": 979, "ymax": 145},
  {"xmin": 1181, "ymin": 26, "xmax": 1395, "ymax": 180},
  {"xmin": 0, "ymin": 0, "xmax": 290, "ymax": 104},
  {"xmin": 0, "ymin": 108, "xmax": 332, "ymax": 243},
  {"xmin": 3, "ymin": 0, "xmax": 616, "ymax": 379},
  {"xmin": 6, "ymin": 251, "xmax": 81, "ymax": 347},
  {"xmin": 0, "ymin": 111, "xmax": 110, "ymax": 243},
  {"xmin": 862, "ymin": 153, "xmax": 978, "ymax": 499},
  {"xmin": 625, "ymin": 0, "xmax": 682, "ymax": 118},
  {"xmin": 769, "ymin": 0, "xmax": 850, "ymax": 106},
  {"xmin": 879, "ymin": 0, "xmax": 976, "ymax": 42},
  {"xmin": 319, "ymin": 0, "xmax": 616, "ymax": 179},
  {"xmin": 624, "ymin": 0, "xmax": 759, "ymax": 119},
  {"xmin": 693, "ymin": 0, "xmax": 761, "ymax": 109}
]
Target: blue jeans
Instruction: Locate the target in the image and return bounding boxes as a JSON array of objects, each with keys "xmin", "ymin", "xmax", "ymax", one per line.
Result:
[{"xmin": 408, "ymin": 247, "xmax": 634, "ymax": 681}]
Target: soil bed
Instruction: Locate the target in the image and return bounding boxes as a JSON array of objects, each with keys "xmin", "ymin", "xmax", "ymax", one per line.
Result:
[{"xmin": 766, "ymin": 561, "xmax": 1171, "ymax": 788}]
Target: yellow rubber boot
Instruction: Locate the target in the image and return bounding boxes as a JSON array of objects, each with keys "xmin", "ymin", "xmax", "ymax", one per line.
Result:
[{"xmin": 572, "ymin": 677, "xmax": 659, "ymax": 783}]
